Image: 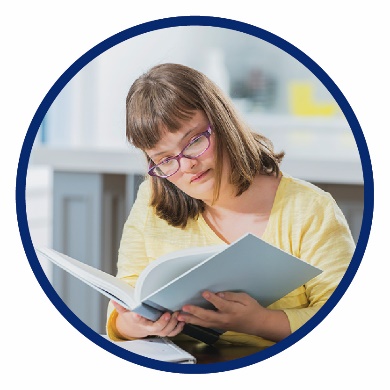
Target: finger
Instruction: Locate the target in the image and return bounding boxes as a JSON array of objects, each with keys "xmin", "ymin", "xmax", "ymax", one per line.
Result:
[
  {"xmin": 179, "ymin": 304, "xmax": 221, "ymax": 324},
  {"xmin": 177, "ymin": 310, "xmax": 217, "ymax": 329},
  {"xmin": 167, "ymin": 321, "xmax": 186, "ymax": 337},
  {"xmin": 111, "ymin": 300, "xmax": 129, "ymax": 314},
  {"xmin": 161, "ymin": 312, "xmax": 186, "ymax": 337},
  {"xmin": 201, "ymin": 291, "xmax": 230, "ymax": 311},
  {"xmin": 156, "ymin": 312, "xmax": 171, "ymax": 326},
  {"xmin": 159, "ymin": 312, "xmax": 181, "ymax": 336},
  {"xmin": 216, "ymin": 291, "xmax": 249, "ymax": 304},
  {"xmin": 149, "ymin": 312, "xmax": 175, "ymax": 335}
]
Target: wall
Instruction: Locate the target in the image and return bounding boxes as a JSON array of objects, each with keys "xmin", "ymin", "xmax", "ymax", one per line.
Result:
[{"xmin": 38, "ymin": 26, "xmax": 346, "ymax": 149}]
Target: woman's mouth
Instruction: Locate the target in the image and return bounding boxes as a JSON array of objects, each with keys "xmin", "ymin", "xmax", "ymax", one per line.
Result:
[{"xmin": 190, "ymin": 169, "xmax": 210, "ymax": 183}]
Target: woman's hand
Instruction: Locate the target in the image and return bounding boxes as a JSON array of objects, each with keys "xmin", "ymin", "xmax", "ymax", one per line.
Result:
[
  {"xmin": 177, "ymin": 291, "xmax": 291, "ymax": 342},
  {"xmin": 111, "ymin": 301, "xmax": 185, "ymax": 339}
]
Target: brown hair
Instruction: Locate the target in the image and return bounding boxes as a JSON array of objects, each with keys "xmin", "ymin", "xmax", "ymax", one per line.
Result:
[{"xmin": 126, "ymin": 63, "xmax": 284, "ymax": 228}]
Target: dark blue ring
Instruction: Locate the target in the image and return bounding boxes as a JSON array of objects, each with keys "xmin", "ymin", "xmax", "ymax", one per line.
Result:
[{"xmin": 16, "ymin": 16, "xmax": 374, "ymax": 374}]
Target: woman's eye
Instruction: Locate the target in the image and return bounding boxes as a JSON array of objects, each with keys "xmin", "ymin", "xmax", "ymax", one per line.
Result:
[
  {"xmin": 159, "ymin": 158, "xmax": 174, "ymax": 166},
  {"xmin": 190, "ymin": 137, "xmax": 201, "ymax": 145},
  {"xmin": 184, "ymin": 138, "xmax": 200, "ymax": 152}
]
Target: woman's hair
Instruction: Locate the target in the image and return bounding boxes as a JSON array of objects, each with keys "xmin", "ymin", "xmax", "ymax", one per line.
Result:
[{"xmin": 126, "ymin": 63, "xmax": 285, "ymax": 228}]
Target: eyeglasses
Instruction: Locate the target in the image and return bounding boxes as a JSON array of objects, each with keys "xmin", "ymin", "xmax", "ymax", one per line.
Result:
[{"xmin": 148, "ymin": 126, "xmax": 212, "ymax": 178}]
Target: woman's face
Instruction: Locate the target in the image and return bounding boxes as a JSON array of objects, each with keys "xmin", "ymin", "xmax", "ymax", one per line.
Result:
[{"xmin": 145, "ymin": 110, "xmax": 225, "ymax": 203}]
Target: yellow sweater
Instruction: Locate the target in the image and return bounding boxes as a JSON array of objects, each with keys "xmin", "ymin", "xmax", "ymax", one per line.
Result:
[{"xmin": 106, "ymin": 173, "xmax": 355, "ymax": 348}]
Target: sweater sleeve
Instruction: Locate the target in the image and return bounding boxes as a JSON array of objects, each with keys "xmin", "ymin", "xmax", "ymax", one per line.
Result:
[
  {"xmin": 106, "ymin": 180, "xmax": 151, "ymax": 340},
  {"xmin": 282, "ymin": 195, "xmax": 356, "ymax": 333}
]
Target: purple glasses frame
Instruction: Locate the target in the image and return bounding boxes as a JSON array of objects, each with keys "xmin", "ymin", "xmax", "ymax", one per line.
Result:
[{"xmin": 148, "ymin": 126, "xmax": 212, "ymax": 178}]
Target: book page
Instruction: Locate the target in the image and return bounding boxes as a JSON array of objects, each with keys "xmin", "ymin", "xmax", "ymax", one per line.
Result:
[
  {"xmin": 101, "ymin": 335, "xmax": 196, "ymax": 363},
  {"xmin": 135, "ymin": 245, "xmax": 226, "ymax": 302},
  {"xmin": 36, "ymin": 248, "xmax": 137, "ymax": 310}
]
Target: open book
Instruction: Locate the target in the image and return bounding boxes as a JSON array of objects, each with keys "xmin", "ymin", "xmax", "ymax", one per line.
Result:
[
  {"xmin": 36, "ymin": 233, "xmax": 322, "ymax": 343},
  {"xmin": 100, "ymin": 335, "xmax": 196, "ymax": 364}
]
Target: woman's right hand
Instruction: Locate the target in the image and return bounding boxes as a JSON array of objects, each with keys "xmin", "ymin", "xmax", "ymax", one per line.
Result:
[{"xmin": 111, "ymin": 301, "xmax": 185, "ymax": 339}]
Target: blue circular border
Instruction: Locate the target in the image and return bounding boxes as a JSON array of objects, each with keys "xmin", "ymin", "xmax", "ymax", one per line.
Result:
[{"xmin": 16, "ymin": 16, "xmax": 373, "ymax": 374}]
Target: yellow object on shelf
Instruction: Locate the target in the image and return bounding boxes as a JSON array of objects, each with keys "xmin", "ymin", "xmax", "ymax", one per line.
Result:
[{"xmin": 289, "ymin": 81, "xmax": 340, "ymax": 116}]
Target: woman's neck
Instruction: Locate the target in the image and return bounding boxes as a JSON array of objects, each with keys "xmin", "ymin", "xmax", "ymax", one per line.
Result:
[
  {"xmin": 202, "ymin": 174, "xmax": 281, "ymax": 243},
  {"xmin": 204, "ymin": 173, "xmax": 281, "ymax": 218}
]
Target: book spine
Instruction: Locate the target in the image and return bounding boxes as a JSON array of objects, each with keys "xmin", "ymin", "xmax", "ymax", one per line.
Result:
[{"xmin": 182, "ymin": 324, "xmax": 222, "ymax": 345}]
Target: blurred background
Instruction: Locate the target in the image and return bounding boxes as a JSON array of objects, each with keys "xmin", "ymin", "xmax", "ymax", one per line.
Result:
[{"xmin": 26, "ymin": 26, "xmax": 363, "ymax": 333}]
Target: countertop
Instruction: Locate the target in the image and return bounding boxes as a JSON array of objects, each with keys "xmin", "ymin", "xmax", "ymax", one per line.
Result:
[{"xmin": 29, "ymin": 145, "xmax": 363, "ymax": 185}]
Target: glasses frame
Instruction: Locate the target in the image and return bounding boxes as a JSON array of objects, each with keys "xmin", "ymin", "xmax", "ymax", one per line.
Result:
[{"xmin": 148, "ymin": 126, "xmax": 212, "ymax": 178}]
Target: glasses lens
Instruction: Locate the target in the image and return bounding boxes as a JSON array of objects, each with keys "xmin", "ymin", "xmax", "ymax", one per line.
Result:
[
  {"xmin": 153, "ymin": 158, "xmax": 179, "ymax": 177},
  {"xmin": 184, "ymin": 135, "xmax": 209, "ymax": 157},
  {"xmin": 150, "ymin": 132, "xmax": 210, "ymax": 178}
]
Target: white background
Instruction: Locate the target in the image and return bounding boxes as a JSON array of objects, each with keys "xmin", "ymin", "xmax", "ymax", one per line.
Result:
[{"xmin": 2, "ymin": 1, "xmax": 388, "ymax": 388}]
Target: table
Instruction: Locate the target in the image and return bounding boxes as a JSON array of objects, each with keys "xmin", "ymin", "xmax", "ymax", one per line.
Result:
[{"xmin": 175, "ymin": 340, "xmax": 265, "ymax": 364}]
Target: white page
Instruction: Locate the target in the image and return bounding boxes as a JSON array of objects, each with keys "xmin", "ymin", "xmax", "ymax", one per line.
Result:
[
  {"xmin": 101, "ymin": 335, "xmax": 196, "ymax": 364},
  {"xmin": 135, "ymin": 245, "xmax": 226, "ymax": 301},
  {"xmin": 35, "ymin": 248, "xmax": 137, "ymax": 309}
]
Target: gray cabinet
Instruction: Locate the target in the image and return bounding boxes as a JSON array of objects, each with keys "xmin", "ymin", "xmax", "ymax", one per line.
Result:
[{"xmin": 52, "ymin": 172, "xmax": 143, "ymax": 333}]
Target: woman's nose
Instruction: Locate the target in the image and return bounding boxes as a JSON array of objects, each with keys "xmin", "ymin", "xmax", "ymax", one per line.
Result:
[{"xmin": 179, "ymin": 156, "xmax": 197, "ymax": 173}]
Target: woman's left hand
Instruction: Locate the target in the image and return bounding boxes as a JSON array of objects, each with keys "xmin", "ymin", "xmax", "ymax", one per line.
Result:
[{"xmin": 177, "ymin": 291, "xmax": 291, "ymax": 342}]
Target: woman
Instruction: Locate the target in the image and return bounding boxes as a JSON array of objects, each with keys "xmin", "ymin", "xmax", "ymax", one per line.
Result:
[{"xmin": 106, "ymin": 63, "xmax": 355, "ymax": 348}]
